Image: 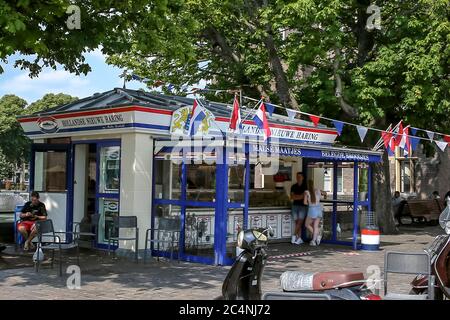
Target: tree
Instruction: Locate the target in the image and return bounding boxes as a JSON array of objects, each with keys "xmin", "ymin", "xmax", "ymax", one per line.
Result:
[
  {"xmin": 0, "ymin": 1, "xmax": 176, "ymax": 76},
  {"xmin": 0, "ymin": 150, "xmax": 15, "ymax": 181},
  {"xmin": 27, "ymin": 93, "xmax": 78, "ymax": 114},
  {"xmin": 0, "ymin": 93, "xmax": 77, "ymax": 180},
  {"xmin": 106, "ymin": 0, "xmax": 449, "ymax": 233},
  {"xmin": 0, "ymin": 94, "xmax": 28, "ymax": 163}
]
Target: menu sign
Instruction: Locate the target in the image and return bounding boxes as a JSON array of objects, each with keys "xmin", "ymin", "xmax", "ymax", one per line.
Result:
[
  {"xmin": 281, "ymin": 214, "xmax": 292, "ymax": 238},
  {"xmin": 250, "ymin": 215, "xmax": 263, "ymax": 228},
  {"xmin": 321, "ymin": 150, "xmax": 370, "ymax": 161},
  {"xmin": 233, "ymin": 216, "xmax": 244, "ymax": 241}
]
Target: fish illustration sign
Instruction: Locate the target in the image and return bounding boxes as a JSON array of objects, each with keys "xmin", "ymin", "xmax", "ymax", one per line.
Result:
[
  {"xmin": 37, "ymin": 117, "xmax": 59, "ymax": 133},
  {"xmin": 170, "ymin": 105, "xmax": 215, "ymax": 136}
]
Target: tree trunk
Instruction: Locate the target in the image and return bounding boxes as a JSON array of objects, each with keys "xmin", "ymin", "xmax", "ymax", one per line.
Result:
[
  {"xmin": 372, "ymin": 151, "xmax": 398, "ymax": 234},
  {"xmin": 262, "ymin": 32, "xmax": 299, "ymax": 109}
]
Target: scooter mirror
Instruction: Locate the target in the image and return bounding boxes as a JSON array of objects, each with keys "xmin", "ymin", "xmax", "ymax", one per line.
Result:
[{"xmin": 268, "ymin": 225, "xmax": 274, "ymax": 237}]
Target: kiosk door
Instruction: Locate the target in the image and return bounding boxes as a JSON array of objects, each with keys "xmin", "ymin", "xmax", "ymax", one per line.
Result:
[
  {"xmin": 96, "ymin": 143, "xmax": 121, "ymax": 246},
  {"xmin": 30, "ymin": 144, "xmax": 72, "ymax": 240}
]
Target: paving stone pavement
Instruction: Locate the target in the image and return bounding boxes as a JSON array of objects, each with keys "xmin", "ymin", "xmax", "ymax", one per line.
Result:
[{"xmin": 0, "ymin": 225, "xmax": 440, "ymax": 300}]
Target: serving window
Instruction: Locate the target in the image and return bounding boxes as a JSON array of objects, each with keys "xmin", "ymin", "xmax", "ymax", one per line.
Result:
[{"xmin": 33, "ymin": 151, "xmax": 67, "ymax": 192}]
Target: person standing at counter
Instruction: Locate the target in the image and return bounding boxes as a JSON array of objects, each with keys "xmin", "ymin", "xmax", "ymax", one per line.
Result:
[
  {"xmin": 304, "ymin": 179, "xmax": 327, "ymax": 246},
  {"xmin": 290, "ymin": 172, "xmax": 307, "ymax": 245}
]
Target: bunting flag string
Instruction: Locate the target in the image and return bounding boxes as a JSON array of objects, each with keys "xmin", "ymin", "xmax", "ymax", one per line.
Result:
[
  {"xmin": 332, "ymin": 120, "xmax": 344, "ymax": 136},
  {"xmin": 426, "ymin": 130, "xmax": 435, "ymax": 141},
  {"xmin": 265, "ymin": 103, "xmax": 275, "ymax": 117},
  {"xmin": 121, "ymin": 79, "xmax": 450, "ymax": 155},
  {"xmin": 436, "ymin": 141, "xmax": 448, "ymax": 152},
  {"xmin": 444, "ymin": 135, "xmax": 450, "ymax": 144},
  {"xmin": 410, "ymin": 136, "xmax": 420, "ymax": 151},
  {"xmin": 309, "ymin": 115, "xmax": 321, "ymax": 127},
  {"xmin": 356, "ymin": 126, "xmax": 369, "ymax": 142},
  {"xmin": 239, "ymin": 95, "xmax": 450, "ymax": 154},
  {"xmin": 286, "ymin": 108, "xmax": 297, "ymax": 121}
]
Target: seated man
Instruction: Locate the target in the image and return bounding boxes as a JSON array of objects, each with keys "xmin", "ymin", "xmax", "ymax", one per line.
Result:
[{"xmin": 17, "ymin": 191, "xmax": 47, "ymax": 251}]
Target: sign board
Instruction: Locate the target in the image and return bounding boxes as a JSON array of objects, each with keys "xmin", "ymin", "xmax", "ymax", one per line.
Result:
[
  {"xmin": 281, "ymin": 214, "xmax": 292, "ymax": 238},
  {"xmin": 19, "ymin": 105, "xmax": 338, "ymax": 146}
]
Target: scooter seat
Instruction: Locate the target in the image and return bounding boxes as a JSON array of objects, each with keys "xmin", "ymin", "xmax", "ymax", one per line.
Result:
[{"xmin": 281, "ymin": 271, "xmax": 365, "ymax": 291}]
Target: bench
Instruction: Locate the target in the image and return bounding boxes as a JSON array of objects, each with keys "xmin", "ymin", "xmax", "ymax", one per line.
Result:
[{"xmin": 402, "ymin": 199, "xmax": 442, "ymax": 223}]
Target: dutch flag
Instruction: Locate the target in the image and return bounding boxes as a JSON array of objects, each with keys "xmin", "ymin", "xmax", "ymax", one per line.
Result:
[
  {"xmin": 398, "ymin": 124, "xmax": 411, "ymax": 156},
  {"xmin": 229, "ymin": 95, "xmax": 242, "ymax": 132},
  {"xmin": 253, "ymin": 102, "xmax": 271, "ymax": 141},
  {"xmin": 187, "ymin": 99, "xmax": 206, "ymax": 136}
]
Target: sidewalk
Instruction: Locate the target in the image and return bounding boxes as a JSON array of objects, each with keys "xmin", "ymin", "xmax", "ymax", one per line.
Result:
[{"xmin": 0, "ymin": 225, "xmax": 440, "ymax": 299}]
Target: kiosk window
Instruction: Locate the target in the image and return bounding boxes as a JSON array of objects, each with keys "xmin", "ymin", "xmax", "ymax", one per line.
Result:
[
  {"xmin": 99, "ymin": 146, "xmax": 120, "ymax": 194},
  {"xmin": 33, "ymin": 151, "xmax": 67, "ymax": 192}
]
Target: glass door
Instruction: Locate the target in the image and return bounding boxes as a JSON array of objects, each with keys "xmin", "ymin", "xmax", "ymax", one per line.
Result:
[
  {"xmin": 31, "ymin": 143, "xmax": 72, "ymax": 239},
  {"xmin": 96, "ymin": 143, "xmax": 121, "ymax": 245}
]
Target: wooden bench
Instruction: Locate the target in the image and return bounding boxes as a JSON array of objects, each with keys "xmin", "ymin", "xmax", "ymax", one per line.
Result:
[{"xmin": 402, "ymin": 199, "xmax": 442, "ymax": 223}]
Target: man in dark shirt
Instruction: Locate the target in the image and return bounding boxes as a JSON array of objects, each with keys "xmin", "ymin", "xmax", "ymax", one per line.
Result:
[
  {"xmin": 17, "ymin": 191, "xmax": 47, "ymax": 251},
  {"xmin": 290, "ymin": 172, "xmax": 307, "ymax": 245}
]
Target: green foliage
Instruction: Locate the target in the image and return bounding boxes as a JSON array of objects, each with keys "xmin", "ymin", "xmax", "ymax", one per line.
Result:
[
  {"xmin": 0, "ymin": 1, "xmax": 176, "ymax": 76},
  {"xmin": 0, "ymin": 94, "xmax": 29, "ymax": 164},
  {"xmin": 27, "ymin": 93, "xmax": 78, "ymax": 114},
  {"xmin": 1, "ymin": 1, "xmax": 448, "ymax": 150},
  {"xmin": 0, "ymin": 93, "xmax": 77, "ymax": 170},
  {"xmin": 105, "ymin": 0, "xmax": 449, "ymax": 150}
]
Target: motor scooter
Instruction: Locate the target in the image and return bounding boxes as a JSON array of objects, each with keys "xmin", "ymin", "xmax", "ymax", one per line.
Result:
[
  {"xmin": 410, "ymin": 198, "xmax": 450, "ymax": 299},
  {"xmin": 220, "ymin": 226, "xmax": 381, "ymax": 300}
]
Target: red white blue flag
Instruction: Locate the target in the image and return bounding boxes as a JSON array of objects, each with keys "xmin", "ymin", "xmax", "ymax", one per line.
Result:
[
  {"xmin": 253, "ymin": 102, "xmax": 271, "ymax": 141},
  {"xmin": 186, "ymin": 99, "xmax": 206, "ymax": 136},
  {"xmin": 398, "ymin": 125, "xmax": 411, "ymax": 156},
  {"xmin": 229, "ymin": 95, "xmax": 242, "ymax": 132}
]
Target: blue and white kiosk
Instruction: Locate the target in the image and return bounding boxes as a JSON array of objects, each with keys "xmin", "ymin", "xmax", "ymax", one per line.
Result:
[{"xmin": 18, "ymin": 88, "xmax": 382, "ymax": 265}]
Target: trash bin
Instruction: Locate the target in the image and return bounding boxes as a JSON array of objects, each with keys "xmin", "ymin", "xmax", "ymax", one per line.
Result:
[
  {"xmin": 360, "ymin": 211, "xmax": 380, "ymax": 251},
  {"xmin": 14, "ymin": 205, "xmax": 24, "ymax": 247}
]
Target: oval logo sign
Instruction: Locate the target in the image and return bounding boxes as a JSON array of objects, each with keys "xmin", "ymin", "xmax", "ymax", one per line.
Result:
[
  {"xmin": 37, "ymin": 117, "xmax": 59, "ymax": 133},
  {"xmin": 108, "ymin": 151, "xmax": 119, "ymax": 160},
  {"xmin": 107, "ymin": 202, "xmax": 118, "ymax": 211}
]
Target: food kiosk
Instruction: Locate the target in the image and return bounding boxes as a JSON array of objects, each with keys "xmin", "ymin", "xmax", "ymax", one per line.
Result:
[{"xmin": 18, "ymin": 88, "xmax": 382, "ymax": 265}]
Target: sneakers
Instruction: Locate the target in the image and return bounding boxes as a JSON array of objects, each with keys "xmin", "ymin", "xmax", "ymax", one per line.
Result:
[
  {"xmin": 309, "ymin": 240, "xmax": 317, "ymax": 246},
  {"xmin": 291, "ymin": 235, "xmax": 297, "ymax": 244},
  {"xmin": 291, "ymin": 236, "xmax": 304, "ymax": 245},
  {"xmin": 316, "ymin": 234, "xmax": 322, "ymax": 245}
]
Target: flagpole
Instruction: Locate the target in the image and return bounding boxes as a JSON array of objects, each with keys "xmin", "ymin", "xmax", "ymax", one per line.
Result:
[
  {"xmin": 240, "ymin": 98, "xmax": 263, "ymax": 123},
  {"xmin": 373, "ymin": 123, "xmax": 392, "ymax": 151},
  {"xmin": 373, "ymin": 121, "xmax": 402, "ymax": 151}
]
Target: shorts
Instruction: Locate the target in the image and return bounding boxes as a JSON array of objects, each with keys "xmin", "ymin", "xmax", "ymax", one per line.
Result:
[
  {"xmin": 291, "ymin": 205, "xmax": 307, "ymax": 220},
  {"xmin": 307, "ymin": 205, "xmax": 323, "ymax": 219},
  {"xmin": 17, "ymin": 220, "xmax": 36, "ymax": 233}
]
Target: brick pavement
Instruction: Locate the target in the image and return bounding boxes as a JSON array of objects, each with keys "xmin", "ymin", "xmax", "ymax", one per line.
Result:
[{"xmin": 0, "ymin": 225, "xmax": 440, "ymax": 299}]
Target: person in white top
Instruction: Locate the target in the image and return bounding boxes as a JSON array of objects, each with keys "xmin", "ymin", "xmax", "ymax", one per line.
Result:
[{"xmin": 304, "ymin": 179, "xmax": 327, "ymax": 246}]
